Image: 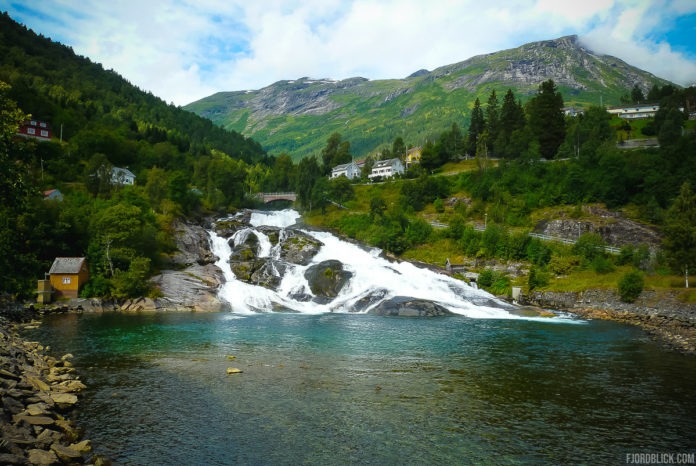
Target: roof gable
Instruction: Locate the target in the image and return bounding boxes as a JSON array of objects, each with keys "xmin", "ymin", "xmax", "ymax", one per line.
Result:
[{"xmin": 49, "ymin": 257, "xmax": 86, "ymax": 274}]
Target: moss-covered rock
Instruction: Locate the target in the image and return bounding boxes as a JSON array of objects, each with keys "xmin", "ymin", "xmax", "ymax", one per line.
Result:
[{"xmin": 304, "ymin": 260, "xmax": 352, "ymax": 298}]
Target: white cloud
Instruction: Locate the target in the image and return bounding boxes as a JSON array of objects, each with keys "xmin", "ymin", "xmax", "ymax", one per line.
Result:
[{"xmin": 4, "ymin": 0, "xmax": 696, "ymax": 104}]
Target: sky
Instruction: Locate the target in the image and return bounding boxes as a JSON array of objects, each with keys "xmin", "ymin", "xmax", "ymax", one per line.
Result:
[{"xmin": 2, "ymin": 0, "xmax": 696, "ymax": 106}]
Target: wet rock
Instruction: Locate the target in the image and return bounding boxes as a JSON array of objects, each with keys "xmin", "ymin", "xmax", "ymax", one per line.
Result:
[
  {"xmin": 50, "ymin": 443, "xmax": 82, "ymax": 461},
  {"xmin": 367, "ymin": 297, "xmax": 455, "ymax": 317},
  {"xmin": 49, "ymin": 393, "xmax": 78, "ymax": 408},
  {"xmin": 13, "ymin": 414, "xmax": 55, "ymax": 426},
  {"xmin": 69, "ymin": 439, "xmax": 92, "ymax": 454},
  {"xmin": 27, "ymin": 448, "xmax": 58, "ymax": 465},
  {"xmin": 351, "ymin": 289, "xmax": 389, "ymax": 313},
  {"xmin": 304, "ymin": 260, "xmax": 352, "ymax": 298},
  {"xmin": 279, "ymin": 230, "xmax": 323, "ymax": 265}
]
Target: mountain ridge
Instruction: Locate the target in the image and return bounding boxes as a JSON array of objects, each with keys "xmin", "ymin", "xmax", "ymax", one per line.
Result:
[{"xmin": 185, "ymin": 35, "xmax": 673, "ymax": 160}]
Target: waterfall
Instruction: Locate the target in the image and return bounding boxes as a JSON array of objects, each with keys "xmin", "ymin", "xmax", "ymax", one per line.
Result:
[{"xmin": 209, "ymin": 209, "xmax": 553, "ymax": 319}]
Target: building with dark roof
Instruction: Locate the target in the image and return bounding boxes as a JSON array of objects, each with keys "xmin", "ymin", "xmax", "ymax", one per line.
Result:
[{"xmin": 48, "ymin": 257, "xmax": 89, "ymax": 299}]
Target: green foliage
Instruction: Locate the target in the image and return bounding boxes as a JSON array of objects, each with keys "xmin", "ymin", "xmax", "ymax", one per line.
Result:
[
  {"xmin": 572, "ymin": 233, "xmax": 606, "ymax": 263},
  {"xmin": 433, "ymin": 198, "xmax": 445, "ymax": 213},
  {"xmin": 477, "ymin": 269, "xmax": 510, "ymax": 295},
  {"xmin": 618, "ymin": 270, "xmax": 644, "ymax": 303},
  {"xmin": 111, "ymin": 257, "xmax": 152, "ymax": 299},
  {"xmin": 548, "ymin": 255, "xmax": 582, "ymax": 275},
  {"xmin": 591, "ymin": 255, "xmax": 615, "ymax": 274},
  {"xmin": 526, "ymin": 80, "xmax": 566, "ymax": 159},
  {"xmin": 528, "ymin": 266, "xmax": 550, "ymax": 291},
  {"xmin": 328, "ymin": 176, "xmax": 355, "ymax": 204},
  {"xmin": 662, "ymin": 181, "xmax": 696, "ymax": 285}
]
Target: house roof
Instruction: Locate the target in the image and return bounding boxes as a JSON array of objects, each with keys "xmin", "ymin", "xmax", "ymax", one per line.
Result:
[
  {"xmin": 373, "ymin": 158, "xmax": 401, "ymax": 168},
  {"xmin": 49, "ymin": 257, "xmax": 86, "ymax": 274},
  {"xmin": 332, "ymin": 162, "xmax": 356, "ymax": 172},
  {"xmin": 112, "ymin": 167, "xmax": 136, "ymax": 178}
]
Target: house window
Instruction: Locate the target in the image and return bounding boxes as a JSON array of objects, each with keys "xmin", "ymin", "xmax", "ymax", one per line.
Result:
[
  {"xmin": 62, "ymin": 277, "xmax": 71, "ymax": 285},
  {"xmin": 40, "ymin": 122, "xmax": 47, "ymax": 128},
  {"xmin": 27, "ymin": 128, "xmax": 36, "ymax": 135},
  {"xmin": 40, "ymin": 130, "xmax": 49, "ymax": 137}
]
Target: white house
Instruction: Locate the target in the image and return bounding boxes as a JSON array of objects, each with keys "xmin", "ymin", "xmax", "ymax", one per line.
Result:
[
  {"xmin": 331, "ymin": 161, "xmax": 360, "ymax": 180},
  {"xmin": 607, "ymin": 104, "xmax": 660, "ymax": 119},
  {"xmin": 111, "ymin": 167, "xmax": 136, "ymax": 185},
  {"xmin": 368, "ymin": 158, "xmax": 405, "ymax": 180}
]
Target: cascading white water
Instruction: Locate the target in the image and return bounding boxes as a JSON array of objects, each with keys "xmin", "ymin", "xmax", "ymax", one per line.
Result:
[{"xmin": 210, "ymin": 209, "xmax": 564, "ymax": 320}]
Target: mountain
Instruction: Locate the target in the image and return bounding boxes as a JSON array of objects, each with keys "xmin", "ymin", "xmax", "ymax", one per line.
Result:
[{"xmin": 185, "ymin": 35, "xmax": 672, "ymax": 160}]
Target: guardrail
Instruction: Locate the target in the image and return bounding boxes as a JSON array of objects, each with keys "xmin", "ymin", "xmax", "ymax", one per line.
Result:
[{"xmin": 428, "ymin": 221, "xmax": 622, "ymax": 254}]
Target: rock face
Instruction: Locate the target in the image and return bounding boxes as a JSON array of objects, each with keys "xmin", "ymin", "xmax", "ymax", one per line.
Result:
[
  {"xmin": 0, "ymin": 315, "xmax": 97, "ymax": 464},
  {"xmin": 534, "ymin": 205, "xmax": 662, "ymax": 248},
  {"xmin": 304, "ymin": 260, "xmax": 352, "ymax": 298},
  {"xmin": 148, "ymin": 219, "xmax": 226, "ymax": 312},
  {"xmin": 367, "ymin": 297, "xmax": 455, "ymax": 317}
]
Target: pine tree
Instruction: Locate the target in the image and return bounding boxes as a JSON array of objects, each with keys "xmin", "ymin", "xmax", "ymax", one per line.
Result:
[
  {"xmin": 467, "ymin": 98, "xmax": 485, "ymax": 157},
  {"xmin": 527, "ymin": 79, "xmax": 566, "ymax": 159},
  {"xmin": 663, "ymin": 181, "xmax": 696, "ymax": 288},
  {"xmin": 496, "ymin": 89, "xmax": 525, "ymax": 157},
  {"xmin": 485, "ymin": 90, "xmax": 499, "ymax": 155}
]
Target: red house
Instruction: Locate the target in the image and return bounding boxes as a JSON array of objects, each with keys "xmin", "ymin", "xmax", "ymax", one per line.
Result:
[{"xmin": 17, "ymin": 120, "xmax": 52, "ymax": 141}]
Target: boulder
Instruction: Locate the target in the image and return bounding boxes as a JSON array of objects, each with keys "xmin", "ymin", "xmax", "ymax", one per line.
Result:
[
  {"xmin": 69, "ymin": 439, "xmax": 92, "ymax": 454},
  {"xmin": 50, "ymin": 443, "xmax": 83, "ymax": 461},
  {"xmin": 304, "ymin": 260, "xmax": 352, "ymax": 298},
  {"xmin": 27, "ymin": 449, "xmax": 59, "ymax": 466},
  {"xmin": 367, "ymin": 297, "xmax": 455, "ymax": 317},
  {"xmin": 49, "ymin": 392, "xmax": 78, "ymax": 407},
  {"xmin": 279, "ymin": 231, "xmax": 323, "ymax": 265}
]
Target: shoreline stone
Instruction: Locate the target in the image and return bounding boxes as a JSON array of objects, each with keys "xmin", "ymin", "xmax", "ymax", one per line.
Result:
[
  {"xmin": 0, "ymin": 309, "xmax": 105, "ymax": 465},
  {"xmin": 524, "ymin": 289, "xmax": 696, "ymax": 355}
]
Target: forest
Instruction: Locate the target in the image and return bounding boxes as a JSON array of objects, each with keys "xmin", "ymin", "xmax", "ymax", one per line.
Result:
[{"xmin": 1, "ymin": 10, "xmax": 696, "ymax": 303}]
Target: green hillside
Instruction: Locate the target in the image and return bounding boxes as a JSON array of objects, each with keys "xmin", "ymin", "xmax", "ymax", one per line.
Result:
[
  {"xmin": 0, "ymin": 12, "xmax": 267, "ymax": 298},
  {"xmin": 186, "ymin": 35, "xmax": 672, "ymax": 159}
]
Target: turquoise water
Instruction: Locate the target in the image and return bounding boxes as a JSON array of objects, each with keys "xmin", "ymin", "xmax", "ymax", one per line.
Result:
[{"xmin": 29, "ymin": 312, "xmax": 696, "ymax": 465}]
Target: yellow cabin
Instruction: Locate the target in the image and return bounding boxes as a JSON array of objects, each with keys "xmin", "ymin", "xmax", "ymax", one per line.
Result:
[{"xmin": 48, "ymin": 257, "xmax": 89, "ymax": 299}]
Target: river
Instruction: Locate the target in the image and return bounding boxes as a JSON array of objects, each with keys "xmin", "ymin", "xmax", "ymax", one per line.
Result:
[{"xmin": 25, "ymin": 210, "xmax": 696, "ymax": 464}]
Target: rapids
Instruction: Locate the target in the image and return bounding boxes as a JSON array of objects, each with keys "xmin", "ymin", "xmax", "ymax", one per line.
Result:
[{"xmin": 210, "ymin": 209, "xmax": 566, "ymax": 320}]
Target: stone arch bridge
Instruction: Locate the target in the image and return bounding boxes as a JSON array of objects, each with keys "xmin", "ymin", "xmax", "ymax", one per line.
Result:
[{"xmin": 256, "ymin": 192, "xmax": 297, "ymax": 203}]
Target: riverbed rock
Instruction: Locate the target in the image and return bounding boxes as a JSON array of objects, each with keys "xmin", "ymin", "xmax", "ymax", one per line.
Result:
[
  {"xmin": 367, "ymin": 297, "xmax": 455, "ymax": 317},
  {"xmin": 304, "ymin": 260, "xmax": 352, "ymax": 298},
  {"xmin": 279, "ymin": 230, "xmax": 323, "ymax": 266}
]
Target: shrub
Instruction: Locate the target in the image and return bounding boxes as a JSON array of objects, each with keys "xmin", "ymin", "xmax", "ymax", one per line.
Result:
[
  {"xmin": 434, "ymin": 198, "xmax": 445, "ymax": 213},
  {"xmin": 573, "ymin": 232, "xmax": 606, "ymax": 262},
  {"xmin": 618, "ymin": 270, "xmax": 644, "ymax": 303},
  {"xmin": 591, "ymin": 255, "xmax": 615, "ymax": 274},
  {"xmin": 527, "ymin": 266, "xmax": 550, "ymax": 291},
  {"xmin": 548, "ymin": 254, "xmax": 582, "ymax": 275}
]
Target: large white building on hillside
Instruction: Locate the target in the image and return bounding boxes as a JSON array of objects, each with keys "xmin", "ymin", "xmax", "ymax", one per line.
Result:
[
  {"xmin": 330, "ymin": 161, "xmax": 360, "ymax": 180},
  {"xmin": 368, "ymin": 158, "xmax": 404, "ymax": 180}
]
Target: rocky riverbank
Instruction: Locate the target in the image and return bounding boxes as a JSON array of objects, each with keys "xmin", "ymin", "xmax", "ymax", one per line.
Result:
[
  {"xmin": 0, "ymin": 307, "xmax": 102, "ymax": 465},
  {"xmin": 524, "ymin": 289, "xmax": 696, "ymax": 355}
]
